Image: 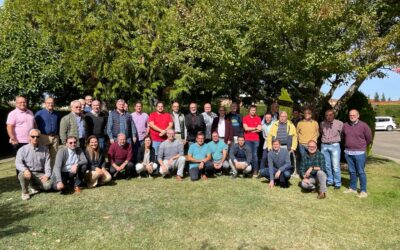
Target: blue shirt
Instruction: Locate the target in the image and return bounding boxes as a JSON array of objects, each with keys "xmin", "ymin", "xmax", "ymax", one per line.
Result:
[
  {"xmin": 188, "ymin": 143, "xmax": 209, "ymax": 169},
  {"xmin": 75, "ymin": 115, "xmax": 86, "ymax": 139},
  {"xmin": 35, "ymin": 109, "xmax": 60, "ymax": 135},
  {"xmin": 207, "ymin": 140, "xmax": 228, "ymax": 162}
]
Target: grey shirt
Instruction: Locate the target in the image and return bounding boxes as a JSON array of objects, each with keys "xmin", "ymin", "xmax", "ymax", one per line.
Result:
[
  {"xmin": 268, "ymin": 148, "xmax": 292, "ymax": 179},
  {"xmin": 157, "ymin": 139, "xmax": 184, "ymax": 161},
  {"xmin": 15, "ymin": 144, "xmax": 51, "ymax": 177}
]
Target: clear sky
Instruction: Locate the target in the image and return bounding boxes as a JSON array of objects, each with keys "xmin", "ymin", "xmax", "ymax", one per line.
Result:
[{"xmin": 321, "ymin": 70, "xmax": 400, "ymax": 100}]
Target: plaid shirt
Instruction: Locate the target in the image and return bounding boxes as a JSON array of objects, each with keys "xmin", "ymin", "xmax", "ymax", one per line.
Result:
[{"xmin": 299, "ymin": 151, "xmax": 326, "ymax": 177}]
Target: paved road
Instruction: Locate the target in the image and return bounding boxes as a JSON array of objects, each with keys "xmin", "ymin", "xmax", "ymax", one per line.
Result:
[{"xmin": 372, "ymin": 130, "xmax": 400, "ymax": 162}]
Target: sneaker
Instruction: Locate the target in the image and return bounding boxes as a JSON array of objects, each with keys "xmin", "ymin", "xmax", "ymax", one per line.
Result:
[
  {"xmin": 358, "ymin": 192, "xmax": 368, "ymax": 198},
  {"xmin": 176, "ymin": 175, "xmax": 183, "ymax": 181},
  {"xmin": 21, "ymin": 193, "xmax": 30, "ymax": 201},
  {"xmin": 343, "ymin": 188, "xmax": 357, "ymax": 194},
  {"xmin": 334, "ymin": 186, "xmax": 341, "ymax": 190},
  {"xmin": 201, "ymin": 174, "xmax": 208, "ymax": 181},
  {"xmin": 29, "ymin": 187, "xmax": 39, "ymax": 195},
  {"xmin": 74, "ymin": 186, "xmax": 81, "ymax": 194}
]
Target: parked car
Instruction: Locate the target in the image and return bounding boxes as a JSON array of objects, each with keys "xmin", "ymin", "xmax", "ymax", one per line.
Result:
[{"xmin": 375, "ymin": 116, "xmax": 397, "ymax": 131}]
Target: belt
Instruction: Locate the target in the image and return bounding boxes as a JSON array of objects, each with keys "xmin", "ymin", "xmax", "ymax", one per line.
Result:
[
  {"xmin": 322, "ymin": 142, "xmax": 339, "ymax": 145},
  {"xmin": 175, "ymin": 132, "xmax": 181, "ymax": 134},
  {"xmin": 219, "ymin": 137, "xmax": 225, "ymax": 139}
]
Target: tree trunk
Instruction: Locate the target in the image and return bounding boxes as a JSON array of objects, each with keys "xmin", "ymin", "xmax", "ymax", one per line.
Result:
[{"xmin": 333, "ymin": 76, "xmax": 366, "ymax": 113}]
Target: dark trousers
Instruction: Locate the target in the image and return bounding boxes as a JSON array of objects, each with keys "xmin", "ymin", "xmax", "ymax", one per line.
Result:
[
  {"xmin": 109, "ymin": 162, "xmax": 134, "ymax": 179},
  {"xmin": 13, "ymin": 143, "xmax": 27, "ymax": 176},
  {"xmin": 189, "ymin": 162, "xmax": 214, "ymax": 181},
  {"xmin": 260, "ymin": 167, "xmax": 293, "ymax": 187},
  {"xmin": 52, "ymin": 164, "xmax": 87, "ymax": 189},
  {"xmin": 259, "ymin": 149, "xmax": 269, "ymax": 171}
]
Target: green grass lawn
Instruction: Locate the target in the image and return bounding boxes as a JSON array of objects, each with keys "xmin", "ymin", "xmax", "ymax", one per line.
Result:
[{"xmin": 1, "ymin": 156, "xmax": 399, "ymax": 249}]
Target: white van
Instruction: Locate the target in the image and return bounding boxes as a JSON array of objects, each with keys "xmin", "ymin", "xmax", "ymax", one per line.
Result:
[{"xmin": 375, "ymin": 116, "xmax": 397, "ymax": 131}]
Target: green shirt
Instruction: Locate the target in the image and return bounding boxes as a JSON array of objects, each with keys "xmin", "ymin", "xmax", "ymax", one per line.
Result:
[
  {"xmin": 188, "ymin": 143, "xmax": 210, "ymax": 169},
  {"xmin": 299, "ymin": 151, "xmax": 326, "ymax": 177},
  {"xmin": 207, "ymin": 140, "xmax": 228, "ymax": 162}
]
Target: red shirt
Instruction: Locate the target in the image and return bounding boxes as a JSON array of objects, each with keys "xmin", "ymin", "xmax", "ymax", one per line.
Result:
[
  {"xmin": 108, "ymin": 142, "xmax": 132, "ymax": 164},
  {"xmin": 243, "ymin": 115, "xmax": 261, "ymax": 141},
  {"xmin": 148, "ymin": 112, "xmax": 172, "ymax": 142}
]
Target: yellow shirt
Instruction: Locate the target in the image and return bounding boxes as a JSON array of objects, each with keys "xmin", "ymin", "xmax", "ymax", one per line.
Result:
[{"xmin": 296, "ymin": 119, "xmax": 319, "ymax": 145}]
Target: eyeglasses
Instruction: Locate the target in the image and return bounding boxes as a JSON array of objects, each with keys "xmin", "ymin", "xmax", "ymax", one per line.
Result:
[
  {"xmin": 68, "ymin": 141, "xmax": 77, "ymax": 144},
  {"xmin": 30, "ymin": 135, "xmax": 40, "ymax": 138}
]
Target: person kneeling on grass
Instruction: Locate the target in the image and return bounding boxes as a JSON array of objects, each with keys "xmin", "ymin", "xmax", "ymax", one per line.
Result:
[
  {"xmin": 108, "ymin": 133, "xmax": 134, "ymax": 180},
  {"xmin": 299, "ymin": 140, "xmax": 327, "ymax": 199},
  {"xmin": 206, "ymin": 131, "xmax": 230, "ymax": 176},
  {"xmin": 229, "ymin": 135, "xmax": 252, "ymax": 178},
  {"xmin": 136, "ymin": 136, "xmax": 158, "ymax": 178},
  {"xmin": 187, "ymin": 132, "xmax": 212, "ymax": 181},
  {"xmin": 84, "ymin": 135, "xmax": 111, "ymax": 188},
  {"xmin": 16, "ymin": 129, "xmax": 52, "ymax": 200},
  {"xmin": 52, "ymin": 136, "xmax": 88, "ymax": 194},
  {"xmin": 157, "ymin": 129, "xmax": 186, "ymax": 181},
  {"xmin": 260, "ymin": 139, "xmax": 293, "ymax": 188}
]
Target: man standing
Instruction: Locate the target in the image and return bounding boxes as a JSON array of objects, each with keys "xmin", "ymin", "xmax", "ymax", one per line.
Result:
[
  {"xmin": 84, "ymin": 100, "xmax": 108, "ymax": 152},
  {"xmin": 108, "ymin": 133, "xmax": 134, "ymax": 180},
  {"xmin": 261, "ymin": 139, "xmax": 293, "ymax": 188},
  {"xmin": 60, "ymin": 100, "xmax": 87, "ymax": 147},
  {"xmin": 131, "ymin": 101, "xmax": 149, "ymax": 162},
  {"xmin": 342, "ymin": 109, "xmax": 372, "ymax": 198},
  {"xmin": 6, "ymin": 96, "xmax": 36, "ymax": 154},
  {"xmin": 185, "ymin": 102, "xmax": 206, "ymax": 144},
  {"xmin": 243, "ymin": 105, "xmax": 262, "ymax": 177},
  {"xmin": 227, "ymin": 102, "xmax": 243, "ymax": 143},
  {"xmin": 170, "ymin": 101, "xmax": 186, "ymax": 144},
  {"xmin": 16, "ymin": 129, "xmax": 52, "ymax": 200},
  {"xmin": 267, "ymin": 111, "xmax": 297, "ymax": 153},
  {"xmin": 211, "ymin": 106, "xmax": 233, "ymax": 145},
  {"xmin": 157, "ymin": 129, "xmax": 186, "ymax": 181},
  {"xmin": 35, "ymin": 97, "xmax": 60, "ymax": 167},
  {"xmin": 260, "ymin": 113, "xmax": 273, "ymax": 171},
  {"xmin": 148, "ymin": 101, "xmax": 173, "ymax": 157},
  {"xmin": 291, "ymin": 109, "xmax": 302, "ymax": 127},
  {"xmin": 202, "ymin": 103, "xmax": 217, "ymax": 143},
  {"xmin": 206, "ymin": 131, "xmax": 230, "ymax": 175},
  {"xmin": 107, "ymin": 99, "xmax": 137, "ymax": 145},
  {"xmin": 296, "ymin": 108, "xmax": 319, "ymax": 157},
  {"xmin": 229, "ymin": 136, "xmax": 252, "ymax": 178},
  {"xmin": 299, "ymin": 140, "xmax": 327, "ymax": 199},
  {"xmin": 187, "ymin": 132, "xmax": 212, "ymax": 181},
  {"xmin": 52, "ymin": 136, "xmax": 88, "ymax": 194},
  {"xmin": 320, "ymin": 109, "xmax": 343, "ymax": 189},
  {"xmin": 131, "ymin": 101, "xmax": 149, "ymax": 146},
  {"xmin": 84, "ymin": 95, "xmax": 93, "ymax": 113}
]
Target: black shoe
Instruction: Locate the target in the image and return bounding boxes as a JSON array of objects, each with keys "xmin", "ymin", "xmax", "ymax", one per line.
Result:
[{"xmin": 334, "ymin": 186, "xmax": 341, "ymax": 190}]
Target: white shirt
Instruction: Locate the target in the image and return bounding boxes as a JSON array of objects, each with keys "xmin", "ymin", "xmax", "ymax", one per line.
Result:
[{"xmin": 218, "ymin": 117, "xmax": 225, "ymax": 137}]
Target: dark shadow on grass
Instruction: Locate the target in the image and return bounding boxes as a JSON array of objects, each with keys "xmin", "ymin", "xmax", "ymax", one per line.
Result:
[
  {"xmin": 367, "ymin": 156, "xmax": 393, "ymax": 165},
  {"xmin": 0, "ymin": 202, "xmax": 43, "ymax": 239},
  {"xmin": 341, "ymin": 176, "xmax": 350, "ymax": 188},
  {"xmin": 392, "ymin": 176, "xmax": 400, "ymax": 179},
  {"xmin": 0, "ymin": 175, "xmax": 20, "ymax": 194}
]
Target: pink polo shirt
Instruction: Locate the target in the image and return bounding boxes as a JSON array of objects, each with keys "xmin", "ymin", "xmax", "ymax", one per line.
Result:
[{"xmin": 6, "ymin": 108, "xmax": 35, "ymax": 143}]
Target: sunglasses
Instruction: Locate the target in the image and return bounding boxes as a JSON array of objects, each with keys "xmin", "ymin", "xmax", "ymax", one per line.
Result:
[
  {"xmin": 68, "ymin": 141, "xmax": 77, "ymax": 144},
  {"xmin": 30, "ymin": 135, "xmax": 40, "ymax": 138}
]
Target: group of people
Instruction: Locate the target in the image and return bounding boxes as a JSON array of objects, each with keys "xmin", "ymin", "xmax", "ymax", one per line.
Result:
[{"xmin": 6, "ymin": 96, "xmax": 372, "ymax": 201}]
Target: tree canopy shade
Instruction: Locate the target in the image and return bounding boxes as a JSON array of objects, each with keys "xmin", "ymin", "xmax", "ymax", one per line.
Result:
[{"xmin": 0, "ymin": 0, "xmax": 399, "ymax": 110}]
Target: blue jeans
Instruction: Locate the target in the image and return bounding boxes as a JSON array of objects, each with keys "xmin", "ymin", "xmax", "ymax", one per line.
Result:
[
  {"xmin": 152, "ymin": 141, "xmax": 162, "ymax": 157},
  {"xmin": 260, "ymin": 167, "xmax": 293, "ymax": 186},
  {"xmin": 246, "ymin": 140, "xmax": 259, "ymax": 174},
  {"xmin": 298, "ymin": 144, "xmax": 308, "ymax": 158},
  {"xmin": 345, "ymin": 153, "xmax": 367, "ymax": 192},
  {"xmin": 321, "ymin": 143, "xmax": 341, "ymax": 187},
  {"xmin": 260, "ymin": 149, "xmax": 269, "ymax": 171},
  {"xmin": 98, "ymin": 137, "xmax": 106, "ymax": 154}
]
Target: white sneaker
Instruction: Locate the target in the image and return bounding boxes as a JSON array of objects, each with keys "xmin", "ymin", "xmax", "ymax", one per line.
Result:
[
  {"xmin": 343, "ymin": 188, "xmax": 357, "ymax": 194},
  {"xmin": 21, "ymin": 193, "xmax": 30, "ymax": 201},
  {"xmin": 358, "ymin": 192, "xmax": 368, "ymax": 198},
  {"xmin": 29, "ymin": 187, "xmax": 39, "ymax": 195}
]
